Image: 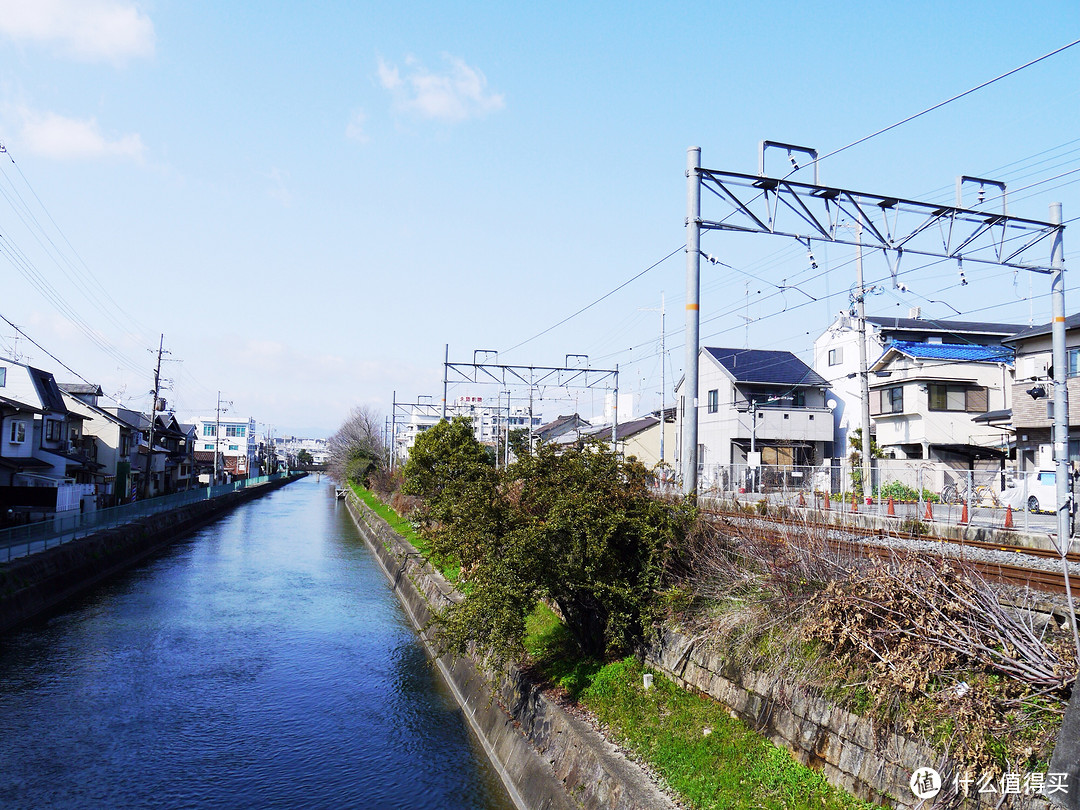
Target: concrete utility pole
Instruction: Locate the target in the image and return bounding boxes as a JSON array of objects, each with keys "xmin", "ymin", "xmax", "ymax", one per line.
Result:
[
  {"xmin": 214, "ymin": 391, "xmax": 230, "ymax": 486},
  {"xmin": 682, "ymin": 147, "xmax": 702, "ymax": 498},
  {"xmin": 641, "ymin": 293, "xmax": 667, "ymax": 462},
  {"xmin": 143, "ymin": 334, "xmax": 167, "ymax": 500},
  {"xmin": 855, "ymin": 218, "xmax": 873, "ymax": 501}
]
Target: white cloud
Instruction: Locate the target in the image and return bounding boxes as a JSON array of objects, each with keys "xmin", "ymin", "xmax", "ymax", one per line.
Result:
[
  {"xmin": 345, "ymin": 110, "xmax": 369, "ymax": 143},
  {"xmin": 264, "ymin": 167, "xmax": 292, "ymax": 206},
  {"xmin": 378, "ymin": 54, "xmax": 504, "ymax": 122},
  {"xmin": 0, "ymin": 0, "xmax": 154, "ymax": 64},
  {"xmin": 19, "ymin": 109, "xmax": 146, "ymax": 161}
]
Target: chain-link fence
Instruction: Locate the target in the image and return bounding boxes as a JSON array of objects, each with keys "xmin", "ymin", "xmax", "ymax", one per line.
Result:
[{"xmin": 693, "ymin": 459, "xmax": 1056, "ymax": 534}]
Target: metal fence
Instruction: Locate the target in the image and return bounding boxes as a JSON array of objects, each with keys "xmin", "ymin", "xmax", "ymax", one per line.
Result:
[
  {"xmin": 1, "ymin": 473, "xmax": 289, "ymax": 563},
  {"xmin": 696, "ymin": 460, "xmax": 1057, "ymax": 535}
]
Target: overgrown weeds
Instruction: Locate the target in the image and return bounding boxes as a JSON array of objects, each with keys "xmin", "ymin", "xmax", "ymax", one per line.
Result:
[{"xmin": 670, "ymin": 512, "xmax": 1075, "ymax": 778}]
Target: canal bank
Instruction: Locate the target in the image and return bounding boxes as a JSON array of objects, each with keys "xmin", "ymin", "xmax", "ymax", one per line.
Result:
[
  {"xmin": 344, "ymin": 489, "xmax": 679, "ymax": 810},
  {"xmin": 0, "ymin": 473, "xmax": 304, "ymax": 634},
  {"xmin": 0, "ymin": 475, "xmax": 515, "ymax": 809}
]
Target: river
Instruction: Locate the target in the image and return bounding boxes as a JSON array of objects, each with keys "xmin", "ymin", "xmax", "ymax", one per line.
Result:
[{"xmin": 0, "ymin": 475, "xmax": 515, "ymax": 810}]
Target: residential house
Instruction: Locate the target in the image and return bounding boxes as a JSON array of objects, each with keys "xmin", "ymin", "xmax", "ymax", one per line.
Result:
[
  {"xmin": 867, "ymin": 342, "xmax": 1013, "ymax": 470},
  {"xmin": 533, "ymin": 414, "xmax": 591, "ymax": 445},
  {"xmin": 194, "ymin": 417, "xmax": 259, "ymax": 481},
  {"xmin": 0, "ymin": 359, "xmax": 96, "ymax": 521},
  {"xmin": 675, "ymin": 348, "xmax": 832, "ymax": 490},
  {"xmin": 60, "ymin": 385, "xmax": 139, "ymax": 506},
  {"xmin": 1002, "ymin": 313, "xmax": 1080, "ymax": 471},
  {"xmin": 814, "ymin": 312, "xmax": 1024, "ymax": 457}
]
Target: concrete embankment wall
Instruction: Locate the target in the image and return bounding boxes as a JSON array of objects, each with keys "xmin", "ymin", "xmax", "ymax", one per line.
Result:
[
  {"xmin": 0, "ymin": 474, "xmax": 304, "ymax": 635},
  {"xmin": 643, "ymin": 628, "xmax": 1053, "ymax": 810},
  {"xmin": 344, "ymin": 492, "xmax": 677, "ymax": 810}
]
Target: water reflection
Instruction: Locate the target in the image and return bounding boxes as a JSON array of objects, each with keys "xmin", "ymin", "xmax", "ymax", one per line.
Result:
[{"xmin": 0, "ymin": 476, "xmax": 514, "ymax": 810}]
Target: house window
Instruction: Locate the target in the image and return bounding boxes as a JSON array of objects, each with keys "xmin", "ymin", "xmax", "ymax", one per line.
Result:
[
  {"xmin": 0, "ymin": 367, "xmax": 5, "ymax": 387},
  {"xmin": 870, "ymin": 385, "xmax": 904, "ymax": 415},
  {"xmin": 120, "ymin": 435, "xmax": 130, "ymax": 456},
  {"xmin": 45, "ymin": 419, "xmax": 62, "ymax": 442},
  {"xmin": 791, "ymin": 391, "xmax": 806, "ymax": 407},
  {"xmin": 229, "ymin": 444, "xmax": 239, "ymax": 451},
  {"xmin": 203, "ymin": 443, "xmax": 214, "ymax": 450},
  {"xmin": 828, "ymin": 347, "xmax": 843, "ymax": 366},
  {"xmin": 226, "ymin": 425, "xmax": 246, "ymax": 437},
  {"xmin": 1069, "ymin": 348, "xmax": 1080, "ymax": 377},
  {"xmin": 928, "ymin": 384, "xmax": 988, "ymax": 412},
  {"xmin": 707, "ymin": 389, "xmax": 718, "ymax": 413},
  {"xmin": 9, "ymin": 420, "xmax": 26, "ymax": 443},
  {"xmin": 203, "ymin": 425, "xmax": 217, "ymax": 437}
]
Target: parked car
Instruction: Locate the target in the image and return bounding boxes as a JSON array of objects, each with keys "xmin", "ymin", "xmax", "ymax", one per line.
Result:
[{"xmin": 1002, "ymin": 470, "xmax": 1058, "ymax": 513}]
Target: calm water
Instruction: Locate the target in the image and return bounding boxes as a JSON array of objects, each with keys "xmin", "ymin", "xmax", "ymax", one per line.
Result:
[{"xmin": 0, "ymin": 476, "xmax": 515, "ymax": 810}]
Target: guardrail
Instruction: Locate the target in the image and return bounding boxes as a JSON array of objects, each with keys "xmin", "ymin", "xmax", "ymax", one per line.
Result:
[{"xmin": 0, "ymin": 473, "xmax": 291, "ymax": 563}]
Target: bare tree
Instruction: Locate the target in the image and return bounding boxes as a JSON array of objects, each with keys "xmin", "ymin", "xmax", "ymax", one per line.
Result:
[{"xmin": 327, "ymin": 405, "xmax": 386, "ymax": 483}]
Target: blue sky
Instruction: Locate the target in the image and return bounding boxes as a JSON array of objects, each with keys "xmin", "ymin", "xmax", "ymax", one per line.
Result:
[{"xmin": 0, "ymin": 1, "xmax": 1078, "ymax": 436}]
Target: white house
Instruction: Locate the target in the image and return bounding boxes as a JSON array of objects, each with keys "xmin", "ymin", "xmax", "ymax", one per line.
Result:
[
  {"xmin": 675, "ymin": 347, "xmax": 833, "ymax": 490},
  {"xmin": 813, "ymin": 312, "xmax": 1024, "ymax": 457}
]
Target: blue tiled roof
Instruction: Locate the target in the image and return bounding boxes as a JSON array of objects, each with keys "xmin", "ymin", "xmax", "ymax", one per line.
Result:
[
  {"xmin": 704, "ymin": 348, "xmax": 828, "ymax": 386},
  {"xmin": 888, "ymin": 341, "xmax": 1014, "ymax": 364}
]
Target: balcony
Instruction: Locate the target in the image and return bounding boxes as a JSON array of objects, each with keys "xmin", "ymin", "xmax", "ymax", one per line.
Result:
[{"xmin": 732, "ymin": 406, "xmax": 833, "ymax": 443}]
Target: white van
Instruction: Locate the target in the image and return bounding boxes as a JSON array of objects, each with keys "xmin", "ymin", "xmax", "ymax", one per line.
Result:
[{"xmin": 1002, "ymin": 470, "xmax": 1059, "ymax": 513}]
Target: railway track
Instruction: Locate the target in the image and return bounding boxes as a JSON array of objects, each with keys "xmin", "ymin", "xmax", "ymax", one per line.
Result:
[{"xmin": 705, "ymin": 507, "xmax": 1080, "ymax": 596}]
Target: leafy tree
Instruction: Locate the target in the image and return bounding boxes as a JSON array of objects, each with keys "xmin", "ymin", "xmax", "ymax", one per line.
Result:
[
  {"xmin": 328, "ymin": 405, "xmax": 385, "ymax": 484},
  {"xmin": 408, "ymin": 433, "xmax": 695, "ymax": 664},
  {"xmin": 297, "ymin": 449, "xmax": 314, "ymax": 465},
  {"xmin": 847, "ymin": 427, "xmax": 885, "ymax": 491}
]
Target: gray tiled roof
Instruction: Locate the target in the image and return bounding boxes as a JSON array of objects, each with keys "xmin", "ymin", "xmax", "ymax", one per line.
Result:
[{"xmin": 704, "ymin": 348, "xmax": 828, "ymax": 387}]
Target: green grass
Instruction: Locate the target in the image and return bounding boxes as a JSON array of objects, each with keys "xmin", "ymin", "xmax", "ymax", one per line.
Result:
[
  {"xmin": 578, "ymin": 658, "xmax": 876, "ymax": 810},
  {"xmin": 348, "ymin": 482, "xmax": 461, "ymax": 583},
  {"xmin": 523, "ymin": 603, "xmax": 602, "ymax": 698}
]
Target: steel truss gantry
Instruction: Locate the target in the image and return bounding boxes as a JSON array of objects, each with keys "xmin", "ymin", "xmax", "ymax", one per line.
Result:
[
  {"xmin": 697, "ymin": 168, "xmax": 1060, "ymax": 275},
  {"xmin": 682, "ymin": 148, "xmax": 1066, "ymax": 541},
  {"xmin": 440, "ymin": 350, "xmax": 621, "ymax": 448}
]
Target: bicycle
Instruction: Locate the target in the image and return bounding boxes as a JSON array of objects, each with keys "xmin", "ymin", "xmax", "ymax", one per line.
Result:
[{"xmin": 940, "ymin": 482, "xmax": 1000, "ymax": 507}]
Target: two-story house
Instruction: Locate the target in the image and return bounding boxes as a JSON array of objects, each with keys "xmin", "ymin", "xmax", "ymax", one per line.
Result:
[
  {"xmin": 60, "ymin": 385, "xmax": 139, "ymax": 506},
  {"xmin": 867, "ymin": 342, "xmax": 1013, "ymax": 468},
  {"xmin": 675, "ymin": 347, "xmax": 833, "ymax": 490},
  {"xmin": 1002, "ymin": 313, "xmax": 1080, "ymax": 471},
  {"xmin": 814, "ymin": 312, "xmax": 1024, "ymax": 458},
  {"xmin": 0, "ymin": 359, "xmax": 96, "ymax": 520}
]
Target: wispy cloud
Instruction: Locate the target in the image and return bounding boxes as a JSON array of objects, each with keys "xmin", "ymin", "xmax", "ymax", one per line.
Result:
[
  {"xmin": 377, "ymin": 54, "xmax": 504, "ymax": 122},
  {"xmin": 264, "ymin": 167, "xmax": 292, "ymax": 206},
  {"xmin": 345, "ymin": 109, "xmax": 369, "ymax": 143},
  {"xmin": 18, "ymin": 108, "xmax": 146, "ymax": 161},
  {"xmin": 0, "ymin": 0, "xmax": 155, "ymax": 65}
]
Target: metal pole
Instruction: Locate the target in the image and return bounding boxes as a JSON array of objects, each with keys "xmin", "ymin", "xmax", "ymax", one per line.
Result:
[
  {"xmin": 855, "ymin": 218, "xmax": 873, "ymax": 501},
  {"xmin": 682, "ymin": 147, "xmax": 702, "ymax": 498},
  {"xmin": 528, "ymin": 368, "xmax": 534, "ymax": 450},
  {"xmin": 660, "ymin": 293, "xmax": 666, "ymax": 463},
  {"xmin": 390, "ymin": 390, "xmax": 397, "ymax": 472},
  {"xmin": 214, "ymin": 391, "xmax": 221, "ymax": 485},
  {"xmin": 612, "ymin": 364, "xmax": 619, "ymax": 451},
  {"xmin": 442, "ymin": 344, "xmax": 449, "ymax": 421},
  {"xmin": 1048, "ymin": 202, "xmax": 1080, "ymax": 663}
]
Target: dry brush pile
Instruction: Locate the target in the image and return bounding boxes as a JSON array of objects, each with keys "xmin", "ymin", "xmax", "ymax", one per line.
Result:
[{"xmin": 668, "ymin": 507, "xmax": 1077, "ymax": 778}]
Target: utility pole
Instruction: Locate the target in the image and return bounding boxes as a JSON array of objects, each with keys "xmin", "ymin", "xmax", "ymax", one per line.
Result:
[
  {"xmin": 855, "ymin": 218, "xmax": 873, "ymax": 501},
  {"xmin": 214, "ymin": 391, "xmax": 230, "ymax": 486},
  {"xmin": 143, "ymin": 334, "xmax": 168, "ymax": 500},
  {"xmin": 441, "ymin": 344, "xmax": 449, "ymax": 421},
  {"xmin": 683, "ymin": 147, "xmax": 702, "ymax": 498}
]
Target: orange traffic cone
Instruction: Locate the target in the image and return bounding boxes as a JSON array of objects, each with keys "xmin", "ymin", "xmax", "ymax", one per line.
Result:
[
  {"xmin": 924, "ymin": 500, "xmax": 933, "ymax": 520},
  {"xmin": 1005, "ymin": 505, "xmax": 1014, "ymax": 529},
  {"xmin": 851, "ymin": 494, "xmax": 858, "ymax": 512},
  {"xmin": 824, "ymin": 492, "xmax": 831, "ymax": 510},
  {"xmin": 887, "ymin": 496, "xmax": 896, "ymax": 517},
  {"xmin": 961, "ymin": 501, "xmax": 969, "ymax": 524},
  {"xmin": 798, "ymin": 491, "xmax": 806, "ymax": 507}
]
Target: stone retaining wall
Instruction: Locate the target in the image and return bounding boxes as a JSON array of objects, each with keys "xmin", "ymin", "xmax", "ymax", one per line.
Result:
[
  {"xmin": 643, "ymin": 627, "xmax": 1054, "ymax": 810},
  {"xmin": 344, "ymin": 491, "xmax": 677, "ymax": 810}
]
